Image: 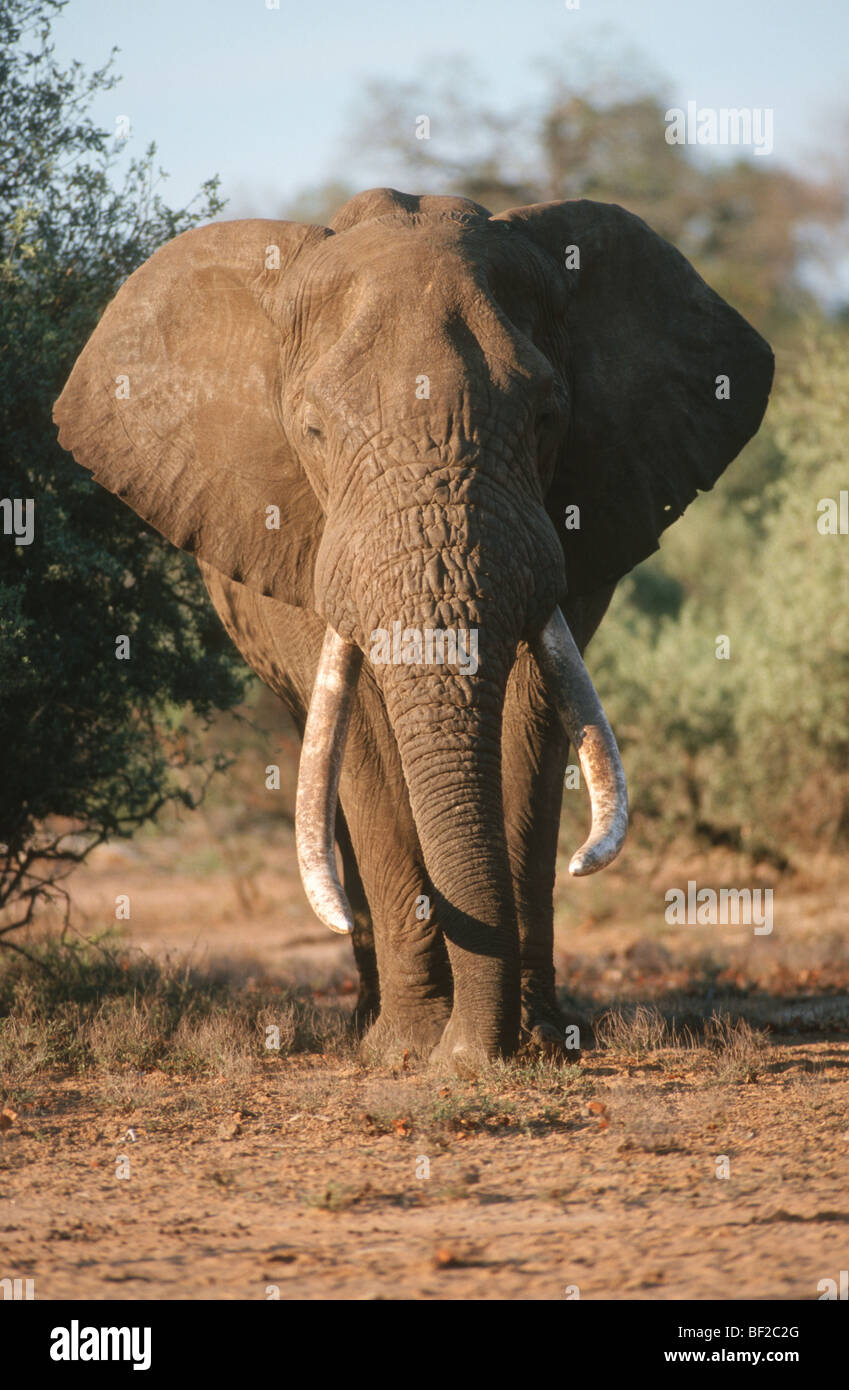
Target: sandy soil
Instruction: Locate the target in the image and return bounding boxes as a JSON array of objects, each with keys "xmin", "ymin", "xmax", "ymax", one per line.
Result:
[
  {"xmin": 2, "ymin": 815, "xmax": 848, "ymax": 1301},
  {"xmin": 2, "ymin": 1043, "xmax": 849, "ymax": 1300}
]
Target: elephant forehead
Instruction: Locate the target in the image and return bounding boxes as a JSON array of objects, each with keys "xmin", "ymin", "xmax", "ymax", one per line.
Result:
[
  {"xmin": 289, "ymin": 224, "xmax": 562, "ymax": 391},
  {"xmin": 301, "ymin": 218, "xmax": 533, "ymax": 307}
]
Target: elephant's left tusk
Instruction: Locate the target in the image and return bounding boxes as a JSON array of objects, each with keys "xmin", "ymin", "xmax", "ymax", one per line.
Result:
[
  {"xmin": 533, "ymin": 607, "xmax": 629, "ymax": 876},
  {"xmin": 295, "ymin": 627, "xmax": 363, "ymax": 934}
]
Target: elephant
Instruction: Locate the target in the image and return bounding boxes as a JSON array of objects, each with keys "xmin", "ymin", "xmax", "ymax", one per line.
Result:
[{"xmin": 53, "ymin": 187, "xmax": 774, "ymax": 1067}]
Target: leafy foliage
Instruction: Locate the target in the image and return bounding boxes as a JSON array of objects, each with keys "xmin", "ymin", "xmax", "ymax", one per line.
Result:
[
  {"xmin": 0, "ymin": 0, "xmax": 247, "ymax": 938},
  {"xmin": 588, "ymin": 322, "xmax": 849, "ymax": 860}
]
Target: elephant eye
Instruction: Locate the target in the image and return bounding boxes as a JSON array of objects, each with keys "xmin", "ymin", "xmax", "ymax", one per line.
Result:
[
  {"xmin": 302, "ymin": 403, "xmax": 323, "ymax": 437},
  {"xmin": 535, "ymin": 408, "xmax": 559, "ymax": 439}
]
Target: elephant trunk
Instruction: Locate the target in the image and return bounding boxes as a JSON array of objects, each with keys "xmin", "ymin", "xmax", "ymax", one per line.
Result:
[{"xmin": 380, "ymin": 651, "xmax": 520, "ymax": 1052}]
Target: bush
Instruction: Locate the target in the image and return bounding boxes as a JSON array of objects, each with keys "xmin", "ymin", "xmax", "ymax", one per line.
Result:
[
  {"xmin": 588, "ymin": 321, "xmax": 849, "ymax": 862},
  {"xmin": 0, "ymin": 0, "xmax": 248, "ymax": 936}
]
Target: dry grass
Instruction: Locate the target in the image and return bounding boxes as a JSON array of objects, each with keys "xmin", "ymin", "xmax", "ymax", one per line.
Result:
[
  {"xmin": 702, "ymin": 1013, "xmax": 770, "ymax": 1083},
  {"xmin": 595, "ymin": 1002, "xmax": 672, "ymax": 1055},
  {"xmin": 593, "ymin": 1003, "xmax": 771, "ymax": 1082},
  {"xmin": 0, "ymin": 933, "xmax": 349, "ymax": 1101},
  {"xmin": 0, "ymin": 937, "xmax": 774, "ymax": 1106}
]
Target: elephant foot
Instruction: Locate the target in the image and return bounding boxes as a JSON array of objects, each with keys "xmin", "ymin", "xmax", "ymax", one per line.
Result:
[
  {"xmin": 360, "ymin": 1002, "xmax": 450, "ymax": 1067},
  {"xmin": 428, "ymin": 1014, "xmax": 515, "ymax": 1075}
]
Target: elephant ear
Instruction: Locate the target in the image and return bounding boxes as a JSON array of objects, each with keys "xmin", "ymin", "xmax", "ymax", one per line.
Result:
[
  {"xmin": 53, "ymin": 219, "xmax": 330, "ymax": 603},
  {"xmin": 492, "ymin": 200, "xmax": 775, "ymax": 595}
]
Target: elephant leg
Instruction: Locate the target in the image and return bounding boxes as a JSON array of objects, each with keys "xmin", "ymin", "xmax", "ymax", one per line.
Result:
[
  {"xmin": 502, "ymin": 589, "xmax": 616, "ymax": 1053},
  {"xmin": 198, "ymin": 564, "xmax": 452, "ymax": 1059},
  {"xmin": 336, "ymin": 684, "xmax": 453, "ymax": 1062},
  {"xmin": 334, "ymin": 807, "xmax": 379, "ymax": 1033},
  {"xmin": 502, "ymin": 644, "xmax": 569, "ymax": 1048}
]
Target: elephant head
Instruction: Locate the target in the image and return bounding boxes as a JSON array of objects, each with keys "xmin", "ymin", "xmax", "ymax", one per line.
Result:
[{"xmin": 54, "ymin": 188, "xmax": 774, "ymax": 1055}]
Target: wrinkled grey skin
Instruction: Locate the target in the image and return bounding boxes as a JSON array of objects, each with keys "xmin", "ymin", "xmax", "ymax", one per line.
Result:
[{"xmin": 54, "ymin": 188, "xmax": 774, "ymax": 1066}]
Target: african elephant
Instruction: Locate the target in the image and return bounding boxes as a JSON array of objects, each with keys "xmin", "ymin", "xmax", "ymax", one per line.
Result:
[{"xmin": 53, "ymin": 187, "xmax": 774, "ymax": 1066}]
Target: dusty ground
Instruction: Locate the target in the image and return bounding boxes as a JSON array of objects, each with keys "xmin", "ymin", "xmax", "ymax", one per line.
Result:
[
  {"xmin": 1, "ymin": 807, "xmax": 848, "ymax": 1301},
  {"xmin": 3, "ymin": 1043, "xmax": 849, "ymax": 1301}
]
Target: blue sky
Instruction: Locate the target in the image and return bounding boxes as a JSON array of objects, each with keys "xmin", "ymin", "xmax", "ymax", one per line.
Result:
[{"xmin": 49, "ymin": 0, "xmax": 847, "ymax": 216}]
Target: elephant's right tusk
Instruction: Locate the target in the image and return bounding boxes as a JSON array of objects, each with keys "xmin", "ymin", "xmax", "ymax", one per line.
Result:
[
  {"xmin": 533, "ymin": 607, "xmax": 628, "ymax": 876},
  {"xmin": 295, "ymin": 627, "xmax": 363, "ymax": 934}
]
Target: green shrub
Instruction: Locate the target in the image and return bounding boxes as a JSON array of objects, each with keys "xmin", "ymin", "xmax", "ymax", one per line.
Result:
[
  {"xmin": 588, "ymin": 322, "xmax": 849, "ymax": 861},
  {"xmin": 0, "ymin": 0, "xmax": 247, "ymax": 935}
]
